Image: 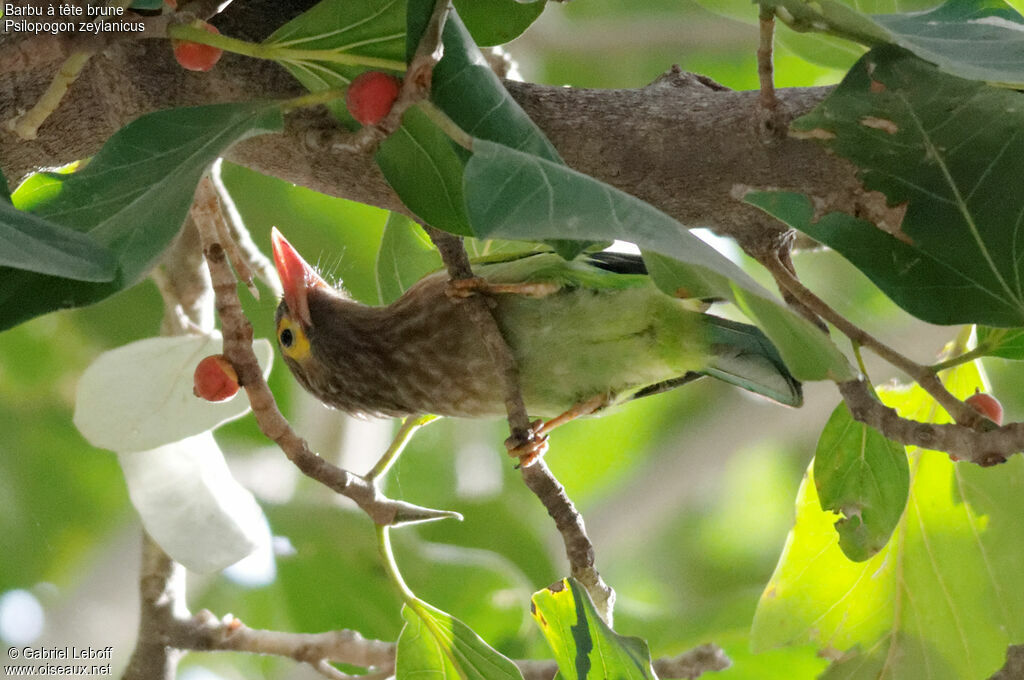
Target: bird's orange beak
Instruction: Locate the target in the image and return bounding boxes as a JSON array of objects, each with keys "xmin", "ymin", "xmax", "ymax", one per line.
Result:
[{"xmin": 271, "ymin": 227, "xmax": 327, "ymax": 327}]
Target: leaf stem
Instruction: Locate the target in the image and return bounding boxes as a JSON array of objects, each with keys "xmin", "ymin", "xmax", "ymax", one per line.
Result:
[
  {"xmin": 376, "ymin": 525, "xmax": 419, "ymax": 609},
  {"xmin": 764, "ymin": 253, "xmax": 984, "ymax": 427},
  {"xmin": 417, "ymin": 100, "xmax": 474, "ymax": 150},
  {"xmin": 280, "ymin": 89, "xmax": 348, "ymax": 113},
  {"xmin": 167, "ymin": 23, "xmax": 406, "ymax": 72},
  {"xmin": 365, "ymin": 414, "xmax": 438, "ymax": 482}
]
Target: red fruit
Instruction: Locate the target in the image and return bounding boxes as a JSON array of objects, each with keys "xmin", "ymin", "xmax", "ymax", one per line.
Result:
[
  {"xmin": 966, "ymin": 391, "xmax": 1003, "ymax": 425},
  {"xmin": 346, "ymin": 71, "xmax": 402, "ymax": 126},
  {"xmin": 193, "ymin": 354, "xmax": 239, "ymax": 402},
  {"xmin": 164, "ymin": 0, "xmax": 177, "ymax": 8},
  {"xmin": 173, "ymin": 23, "xmax": 223, "ymax": 72}
]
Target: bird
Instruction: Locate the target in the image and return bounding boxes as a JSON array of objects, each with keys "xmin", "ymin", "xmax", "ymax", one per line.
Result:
[{"xmin": 270, "ymin": 228, "xmax": 801, "ymax": 463}]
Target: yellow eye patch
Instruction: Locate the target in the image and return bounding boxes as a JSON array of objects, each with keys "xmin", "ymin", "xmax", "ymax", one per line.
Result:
[{"xmin": 277, "ymin": 316, "xmax": 311, "ymax": 361}]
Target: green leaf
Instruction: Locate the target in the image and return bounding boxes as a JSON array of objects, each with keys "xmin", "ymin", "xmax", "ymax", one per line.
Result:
[
  {"xmin": 749, "ymin": 45, "xmax": 1024, "ymax": 327},
  {"xmin": 264, "ymin": 0, "xmax": 405, "ymax": 123},
  {"xmin": 375, "ymin": 212, "xmax": 442, "ymax": 304},
  {"xmin": 765, "ymin": 0, "xmax": 1024, "ymax": 86},
  {"xmin": 531, "ymin": 578, "xmax": 656, "ymax": 680},
  {"xmin": 0, "ymin": 169, "xmax": 10, "ymax": 203},
  {"xmin": 396, "ymin": 600, "xmax": 524, "ymax": 680},
  {"xmin": 752, "ymin": 360, "xmax": 1024, "ymax": 679},
  {"xmin": 452, "ymin": 0, "xmax": 545, "ymax": 47},
  {"xmin": 0, "ymin": 202, "xmax": 116, "ymax": 281},
  {"xmin": 129, "ymin": 0, "xmax": 166, "ymax": 9},
  {"xmin": 812, "ymin": 401, "xmax": 909, "ymax": 561},
  {"xmin": 0, "ymin": 101, "xmax": 282, "ymax": 331},
  {"xmin": 464, "ymin": 139, "xmax": 854, "ymax": 382},
  {"xmin": 976, "ymin": 326, "xmax": 1024, "ymax": 360},
  {"xmin": 377, "ymin": 106, "xmax": 474, "ymax": 235}
]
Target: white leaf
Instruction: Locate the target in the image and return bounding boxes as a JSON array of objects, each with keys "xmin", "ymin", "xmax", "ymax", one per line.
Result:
[
  {"xmin": 118, "ymin": 432, "xmax": 271, "ymax": 573},
  {"xmin": 73, "ymin": 334, "xmax": 273, "ymax": 453}
]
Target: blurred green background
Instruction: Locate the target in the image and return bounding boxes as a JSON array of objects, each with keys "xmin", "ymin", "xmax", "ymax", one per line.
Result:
[{"xmin": 3, "ymin": 1, "xmax": 1019, "ymax": 678}]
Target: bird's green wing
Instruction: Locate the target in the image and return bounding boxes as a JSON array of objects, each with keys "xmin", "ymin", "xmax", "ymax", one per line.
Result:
[{"xmin": 701, "ymin": 315, "xmax": 803, "ymax": 407}]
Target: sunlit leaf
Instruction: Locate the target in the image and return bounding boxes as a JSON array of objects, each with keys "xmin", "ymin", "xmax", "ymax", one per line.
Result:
[
  {"xmin": 464, "ymin": 139, "xmax": 854, "ymax": 382},
  {"xmin": 73, "ymin": 334, "xmax": 273, "ymax": 454},
  {"xmin": 764, "ymin": 0, "xmax": 1024, "ymax": 86},
  {"xmin": 748, "ymin": 45, "xmax": 1024, "ymax": 327},
  {"xmin": 752, "ymin": 360, "xmax": 1024, "ymax": 680},
  {"xmin": 813, "ymin": 401, "xmax": 909, "ymax": 561},
  {"xmin": 976, "ymin": 326, "xmax": 1024, "ymax": 360},
  {"xmin": 0, "ymin": 102, "xmax": 282, "ymax": 331},
  {"xmin": 531, "ymin": 578, "xmax": 656, "ymax": 680},
  {"xmin": 118, "ymin": 431, "xmax": 272, "ymax": 573},
  {"xmin": 396, "ymin": 600, "xmax": 524, "ymax": 680}
]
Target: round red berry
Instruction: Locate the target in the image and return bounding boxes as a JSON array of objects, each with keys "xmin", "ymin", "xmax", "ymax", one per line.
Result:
[
  {"xmin": 346, "ymin": 71, "xmax": 402, "ymax": 126},
  {"xmin": 193, "ymin": 354, "xmax": 239, "ymax": 402},
  {"xmin": 172, "ymin": 22, "xmax": 223, "ymax": 72},
  {"xmin": 966, "ymin": 391, "xmax": 1003, "ymax": 425}
]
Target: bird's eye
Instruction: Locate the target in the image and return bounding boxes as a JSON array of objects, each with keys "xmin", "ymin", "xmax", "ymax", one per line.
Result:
[{"xmin": 280, "ymin": 328, "xmax": 294, "ymax": 348}]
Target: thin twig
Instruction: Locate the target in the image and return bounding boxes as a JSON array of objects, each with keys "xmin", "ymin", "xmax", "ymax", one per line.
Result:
[
  {"xmin": 423, "ymin": 225, "xmax": 616, "ymax": 624},
  {"xmin": 165, "ymin": 610, "xmax": 396, "ymax": 677},
  {"xmin": 191, "ymin": 177, "xmax": 460, "ymax": 526},
  {"xmin": 210, "ymin": 162, "xmax": 282, "ymax": 298},
  {"xmin": 757, "ymin": 5, "xmax": 778, "ymax": 112},
  {"xmin": 763, "ymin": 252, "xmax": 985, "ymax": 428}
]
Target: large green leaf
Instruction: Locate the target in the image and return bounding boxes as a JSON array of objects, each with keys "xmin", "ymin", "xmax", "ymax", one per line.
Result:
[
  {"xmin": 451, "ymin": 0, "xmax": 546, "ymax": 47},
  {"xmin": 813, "ymin": 401, "xmax": 909, "ymax": 562},
  {"xmin": 764, "ymin": 0, "xmax": 1024, "ymax": 86},
  {"xmin": 0, "ymin": 102, "xmax": 282, "ymax": 331},
  {"xmin": 376, "ymin": 106, "xmax": 474, "ymax": 235},
  {"xmin": 0, "ymin": 202, "xmax": 115, "ymax": 282},
  {"xmin": 752, "ymin": 360, "xmax": 1024, "ymax": 679},
  {"xmin": 531, "ymin": 578, "xmax": 656, "ymax": 680},
  {"xmin": 748, "ymin": 45, "xmax": 1024, "ymax": 327},
  {"xmin": 396, "ymin": 600, "xmax": 524, "ymax": 680},
  {"xmin": 464, "ymin": 139, "xmax": 854, "ymax": 382}
]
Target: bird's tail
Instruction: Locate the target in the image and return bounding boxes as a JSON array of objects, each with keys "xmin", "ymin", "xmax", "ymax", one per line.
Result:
[{"xmin": 700, "ymin": 315, "xmax": 803, "ymax": 407}]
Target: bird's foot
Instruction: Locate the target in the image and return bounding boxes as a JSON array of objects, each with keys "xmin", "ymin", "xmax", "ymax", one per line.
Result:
[
  {"xmin": 447, "ymin": 277, "xmax": 561, "ymax": 300},
  {"xmin": 505, "ymin": 420, "xmax": 550, "ymax": 468},
  {"xmin": 504, "ymin": 395, "xmax": 609, "ymax": 467}
]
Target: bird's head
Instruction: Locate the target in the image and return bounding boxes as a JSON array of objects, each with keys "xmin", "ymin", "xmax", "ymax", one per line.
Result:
[{"xmin": 271, "ymin": 227, "xmax": 331, "ymax": 374}]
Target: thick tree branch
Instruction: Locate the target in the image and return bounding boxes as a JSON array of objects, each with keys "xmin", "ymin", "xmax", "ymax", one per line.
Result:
[{"xmin": 1, "ymin": 0, "xmax": 888, "ymax": 250}]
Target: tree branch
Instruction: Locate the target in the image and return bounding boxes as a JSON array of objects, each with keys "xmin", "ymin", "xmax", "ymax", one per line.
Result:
[
  {"xmin": 1, "ymin": 0, "xmax": 886, "ymax": 251},
  {"xmin": 423, "ymin": 226, "xmax": 616, "ymax": 624}
]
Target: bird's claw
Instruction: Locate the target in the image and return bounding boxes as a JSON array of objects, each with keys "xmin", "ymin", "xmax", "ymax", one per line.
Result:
[{"xmin": 505, "ymin": 419, "xmax": 549, "ymax": 467}]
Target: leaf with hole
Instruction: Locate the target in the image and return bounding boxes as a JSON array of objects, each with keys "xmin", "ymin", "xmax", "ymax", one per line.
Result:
[
  {"xmin": 752, "ymin": 360, "xmax": 1024, "ymax": 679},
  {"xmin": 813, "ymin": 401, "xmax": 909, "ymax": 561},
  {"xmin": 747, "ymin": 45, "xmax": 1024, "ymax": 327}
]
